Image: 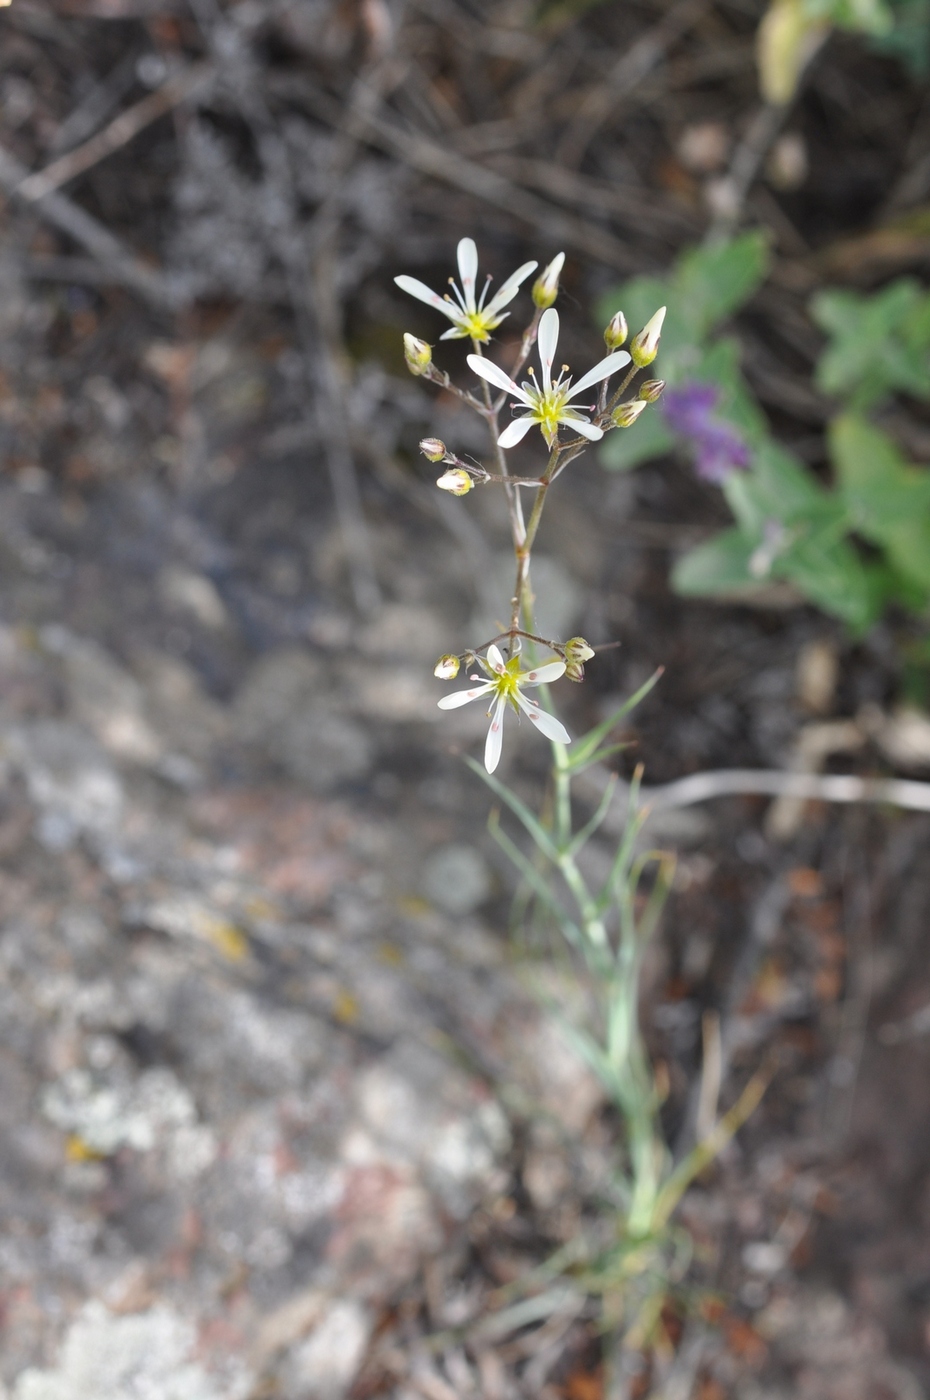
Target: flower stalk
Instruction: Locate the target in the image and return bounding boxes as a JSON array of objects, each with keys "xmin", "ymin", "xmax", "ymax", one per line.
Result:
[{"xmin": 398, "ymin": 239, "xmax": 765, "ymax": 1369}]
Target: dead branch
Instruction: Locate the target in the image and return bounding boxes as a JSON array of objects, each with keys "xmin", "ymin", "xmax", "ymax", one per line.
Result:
[
  {"xmin": 17, "ymin": 64, "xmax": 214, "ymax": 202},
  {"xmin": 0, "ymin": 142, "xmax": 185, "ymax": 309}
]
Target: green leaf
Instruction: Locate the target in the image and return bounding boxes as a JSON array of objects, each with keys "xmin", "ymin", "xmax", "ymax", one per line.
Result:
[
  {"xmin": 565, "ymin": 668, "xmax": 664, "ymax": 772},
  {"xmin": 671, "ymin": 527, "xmax": 762, "ymax": 595},
  {"xmin": 805, "ymin": 0, "xmax": 893, "ymax": 32},
  {"xmin": 774, "ymin": 527, "xmax": 881, "ymax": 631},
  {"xmin": 812, "ymin": 280, "xmax": 930, "ymax": 407},
  {"xmin": 722, "ymin": 440, "xmax": 831, "ymax": 535},
  {"xmin": 830, "ymin": 414, "xmax": 930, "ymax": 593},
  {"xmin": 872, "ymin": 0, "xmax": 930, "ymax": 74},
  {"xmin": 671, "ymin": 232, "xmax": 771, "ymax": 339},
  {"xmin": 464, "ymin": 756, "xmax": 561, "ymax": 864},
  {"xmin": 487, "ymin": 809, "xmax": 583, "ymax": 948}
]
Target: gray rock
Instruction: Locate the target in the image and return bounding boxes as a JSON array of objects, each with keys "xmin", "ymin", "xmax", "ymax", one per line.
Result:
[
  {"xmin": 13, "ymin": 1302, "xmax": 251, "ymax": 1400},
  {"xmin": 420, "ymin": 843, "xmax": 491, "ymax": 916},
  {"xmin": 280, "ymin": 1300, "xmax": 372, "ymax": 1400},
  {"xmin": 233, "ymin": 649, "xmax": 372, "ymax": 790},
  {"xmin": 6, "ymin": 721, "xmax": 123, "ymax": 851},
  {"xmin": 471, "ymin": 553, "xmax": 583, "ymax": 646}
]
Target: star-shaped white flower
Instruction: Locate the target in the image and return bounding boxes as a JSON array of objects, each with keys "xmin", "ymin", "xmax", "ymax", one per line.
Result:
[
  {"xmin": 395, "ymin": 237, "xmax": 538, "ymax": 343},
  {"xmin": 437, "ymin": 644, "xmax": 570, "ymax": 773},
  {"xmin": 466, "ymin": 307, "xmax": 630, "ymax": 448}
]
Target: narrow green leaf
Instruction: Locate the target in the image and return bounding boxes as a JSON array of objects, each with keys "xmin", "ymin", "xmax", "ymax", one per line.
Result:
[
  {"xmin": 487, "ymin": 809, "xmax": 583, "ymax": 949},
  {"xmin": 672, "ymin": 231, "xmax": 770, "ymax": 338},
  {"xmin": 465, "ymin": 755, "xmax": 560, "ymax": 863},
  {"xmin": 565, "ymin": 669, "xmax": 664, "ymax": 772},
  {"xmin": 566, "ymin": 775, "xmax": 619, "ymax": 857}
]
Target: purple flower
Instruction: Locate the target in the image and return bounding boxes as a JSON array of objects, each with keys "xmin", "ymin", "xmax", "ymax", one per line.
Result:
[{"xmin": 662, "ymin": 381, "xmax": 750, "ymax": 483}]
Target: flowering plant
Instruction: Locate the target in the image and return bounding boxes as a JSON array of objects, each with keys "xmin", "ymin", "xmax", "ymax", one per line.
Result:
[
  {"xmin": 396, "ymin": 241, "xmax": 765, "ymax": 1370},
  {"xmin": 396, "ymin": 236, "xmax": 666, "ymax": 772}
]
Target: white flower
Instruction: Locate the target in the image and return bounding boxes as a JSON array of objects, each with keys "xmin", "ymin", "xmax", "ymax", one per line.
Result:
[
  {"xmin": 532, "ymin": 251, "xmax": 566, "ymax": 309},
  {"xmin": 395, "ymin": 238, "xmax": 538, "ymax": 343},
  {"xmin": 630, "ymin": 305, "xmax": 667, "ymax": 367},
  {"xmin": 437, "ymin": 643, "xmax": 570, "ymax": 774},
  {"xmin": 466, "ymin": 307, "xmax": 630, "ymax": 449}
]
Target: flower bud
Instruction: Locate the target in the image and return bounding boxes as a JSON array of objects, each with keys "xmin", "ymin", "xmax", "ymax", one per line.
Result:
[
  {"xmin": 419, "ymin": 437, "xmax": 447, "ymax": 462},
  {"xmin": 612, "ymin": 399, "xmax": 648, "ymax": 428},
  {"xmin": 603, "ymin": 310, "xmax": 628, "ymax": 350},
  {"xmin": 532, "ymin": 251, "xmax": 566, "ymax": 310},
  {"xmin": 436, "ymin": 468, "xmax": 474, "ymax": 495},
  {"xmin": 433, "ymin": 654, "xmax": 460, "ymax": 679},
  {"xmin": 630, "ymin": 306, "xmax": 666, "ymax": 368},
  {"xmin": 403, "ymin": 333, "xmax": 433, "ymax": 376},
  {"xmin": 638, "ymin": 379, "xmax": 666, "ymax": 403},
  {"xmin": 564, "ymin": 660, "xmax": 586, "ymax": 683},
  {"xmin": 564, "ymin": 637, "xmax": 595, "ymax": 663}
]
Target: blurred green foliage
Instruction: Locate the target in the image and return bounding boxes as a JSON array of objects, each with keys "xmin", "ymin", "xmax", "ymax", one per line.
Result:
[{"xmin": 597, "ymin": 239, "xmax": 930, "ymax": 633}]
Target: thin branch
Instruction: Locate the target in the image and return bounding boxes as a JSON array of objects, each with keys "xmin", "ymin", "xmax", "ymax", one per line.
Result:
[
  {"xmin": 16, "ymin": 64, "xmax": 213, "ymax": 202},
  {"xmin": 0, "ymin": 142, "xmax": 184, "ymax": 309},
  {"xmin": 557, "ymin": 0, "xmax": 712, "ymax": 167},
  {"xmin": 272, "ymin": 74, "xmax": 643, "ymax": 272}
]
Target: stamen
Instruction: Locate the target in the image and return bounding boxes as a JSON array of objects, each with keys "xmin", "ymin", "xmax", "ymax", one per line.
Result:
[{"xmin": 478, "ymin": 274, "xmax": 493, "ymax": 311}]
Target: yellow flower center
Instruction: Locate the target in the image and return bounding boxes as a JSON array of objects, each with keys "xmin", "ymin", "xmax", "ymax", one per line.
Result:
[
  {"xmin": 458, "ymin": 309, "xmax": 499, "ymax": 343},
  {"xmin": 523, "ymin": 382, "xmax": 572, "ymax": 439}
]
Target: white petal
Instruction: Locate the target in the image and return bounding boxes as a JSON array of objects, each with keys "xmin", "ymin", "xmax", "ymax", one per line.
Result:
[
  {"xmin": 566, "ymin": 350, "xmax": 631, "ymax": 398},
  {"xmin": 537, "ymin": 307, "xmax": 559, "ymax": 392},
  {"xmin": 439, "ymin": 324, "xmax": 469, "ymax": 339},
  {"xmin": 485, "ymin": 696, "xmax": 506, "ymax": 773},
  {"xmin": 560, "ymin": 414, "xmax": 603, "ymax": 441},
  {"xmin": 497, "ymin": 416, "xmax": 537, "ymax": 448},
  {"xmin": 466, "ymin": 355, "xmax": 531, "ymax": 404},
  {"xmin": 394, "ymin": 275, "xmax": 458, "ymax": 320},
  {"xmin": 486, "ymin": 644, "xmax": 506, "ymax": 673},
  {"xmin": 437, "ymin": 682, "xmax": 493, "ymax": 709},
  {"xmin": 457, "ymin": 238, "xmax": 478, "ymax": 312},
  {"xmin": 484, "ymin": 260, "xmax": 538, "ymax": 315},
  {"xmin": 519, "ymin": 660, "xmax": 566, "ymax": 686},
  {"xmin": 516, "ymin": 691, "xmax": 571, "ymax": 744}
]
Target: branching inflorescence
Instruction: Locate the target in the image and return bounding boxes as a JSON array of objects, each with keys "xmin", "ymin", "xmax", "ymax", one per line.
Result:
[{"xmin": 397, "ymin": 236, "xmax": 666, "ymax": 773}]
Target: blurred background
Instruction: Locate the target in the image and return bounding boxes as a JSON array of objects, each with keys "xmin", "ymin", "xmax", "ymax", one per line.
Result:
[{"xmin": 1, "ymin": 0, "xmax": 930, "ymax": 1396}]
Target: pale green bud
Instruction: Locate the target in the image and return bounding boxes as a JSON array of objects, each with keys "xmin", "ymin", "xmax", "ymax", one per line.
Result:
[
  {"xmin": 638, "ymin": 379, "xmax": 665, "ymax": 403},
  {"xmin": 612, "ymin": 399, "xmax": 648, "ymax": 427},
  {"xmin": 564, "ymin": 636, "xmax": 595, "ymax": 663},
  {"xmin": 604, "ymin": 310, "xmax": 628, "ymax": 350},
  {"xmin": 564, "ymin": 660, "xmax": 586, "ymax": 683},
  {"xmin": 404, "ymin": 333, "xmax": 433, "ymax": 376},
  {"xmin": 630, "ymin": 306, "xmax": 666, "ymax": 368},
  {"xmin": 436, "ymin": 468, "xmax": 474, "ymax": 495},
  {"xmin": 419, "ymin": 437, "xmax": 447, "ymax": 462},
  {"xmin": 433, "ymin": 654, "xmax": 460, "ymax": 679},
  {"xmin": 532, "ymin": 251, "xmax": 566, "ymax": 309}
]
